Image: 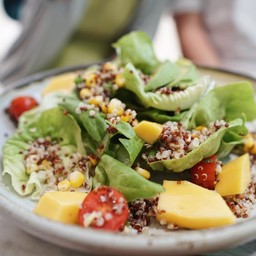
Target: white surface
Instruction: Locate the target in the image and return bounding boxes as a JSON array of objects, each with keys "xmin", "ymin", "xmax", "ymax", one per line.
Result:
[
  {"xmin": 153, "ymin": 11, "xmax": 182, "ymax": 61},
  {"xmin": 0, "ymin": 0, "xmax": 22, "ymax": 61}
]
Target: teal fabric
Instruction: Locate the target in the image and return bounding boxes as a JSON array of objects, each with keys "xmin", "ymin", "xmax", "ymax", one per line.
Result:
[{"xmin": 3, "ymin": 0, "xmax": 24, "ymax": 20}]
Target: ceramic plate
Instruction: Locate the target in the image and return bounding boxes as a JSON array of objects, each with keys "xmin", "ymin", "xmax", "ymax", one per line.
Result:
[{"xmin": 0, "ymin": 65, "xmax": 256, "ymax": 256}]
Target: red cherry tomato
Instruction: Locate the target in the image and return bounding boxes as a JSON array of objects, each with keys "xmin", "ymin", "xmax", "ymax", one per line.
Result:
[
  {"xmin": 78, "ymin": 186, "xmax": 129, "ymax": 232},
  {"xmin": 190, "ymin": 155, "xmax": 217, "ymax": 190},
  {"xmin": 8, "ymin": 96, "xmax": 38, "ymax": 122}
]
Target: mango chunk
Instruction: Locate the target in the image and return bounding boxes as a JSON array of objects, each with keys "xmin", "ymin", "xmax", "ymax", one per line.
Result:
[
  {"xmin": 41, "ymin": 73, "xmax": 76, "ymax": 96},
  {"xmin": 134, "ymin": 121, "xmax": 162, "ymax": 144},
  {"xmin": 157, "ymin": 180, "xmax": 236, "ymax": 229},
  {"xmin": 215, "ymin": 154, "xmax": 251, "ymax": 196},
  {"xmin": 33, "ymin": 191, "xmax": 87, "ymax": 224}
]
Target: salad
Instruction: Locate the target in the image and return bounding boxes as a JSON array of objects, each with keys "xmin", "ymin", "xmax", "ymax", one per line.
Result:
[{"xmin": 2, "ymin": 31, "xmax": 256, "ymax": 233}]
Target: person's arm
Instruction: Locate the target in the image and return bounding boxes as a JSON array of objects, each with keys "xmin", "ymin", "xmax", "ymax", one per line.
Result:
[{"xmin": 174, "ymin": 13, "xmax": 220, "ymax": 67}]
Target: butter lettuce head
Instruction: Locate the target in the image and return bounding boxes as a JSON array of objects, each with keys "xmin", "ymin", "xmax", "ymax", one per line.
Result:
[{"xmin": 2, "ymin": 107, "xmax": 85, "ymax": 199}]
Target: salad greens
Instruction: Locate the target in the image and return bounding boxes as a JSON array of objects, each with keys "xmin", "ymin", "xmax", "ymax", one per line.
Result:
[
  {"xmin": 2, "ymin": 31, "xmax": 256, "ymax": 203},
  {"xmin": 113, "ymin": 31, "xmax": 159, "ymax": 74},
  {"xmin": 3, "ymin": 107, "xmax": 85, "ymax": 199},
  {"xmin": 123, "ymin": 63, "xmax": 208, "ymax": 111},
  {"xmin": 149, "ymin": 118, "xmax": 245, "ymax": 172},
  {"xmin": 95, "ymin": 154, "xmax": 164, "ymax": 202}
]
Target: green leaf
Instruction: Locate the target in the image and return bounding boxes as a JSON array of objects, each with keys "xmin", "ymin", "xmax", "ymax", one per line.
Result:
[
  {"xmin": 113, "ymin": 31, "xmax": 159, "ymax": 74},
  {"xmin": 107, "ymin": 121, "xmax": 144, "ymax": 166},
  {"xmin": 119, "ymin": 137, "xmax": 144, "ymax": 165},
  {"xmin": 96, "ymin": 154, "xmax": 164, "ymax": 201},
  {"xmin": 170, "ymin": 59, "xmax": 198, "ymax": 88},
  {"xmin": 79, "ymin": 111, "xmax": 107, "ymax": 143},
  {"xmin": 212, "ymin": 81, "xmax": 256, "ymax": 121},
  {"xmin": 149, "ymin": 118, "xmax": 244, "ymax": 172},
  {"xmin": 93, "ymin": 164, "xmax": 109, "ymax": 188},
  {"xmin": 107, "ymin": 120, "xmax": 136, "ymax": 139},
  {"xmin": 137, "ymin": 108, "xmax": 188, "ymax": 123},
  {"xmin": 60, "ymin": 95, "xmax": 107, "ymax": 143},
  {"xmin": 2, "ymin": 106, "xmax": 85, "ymax": 199},
  {"xmin": 145, "ymin": 61, "xmax": 179, "ymax": 91},
  {"xmin": 184, "ymin": 81, "xmax": 256, "ymax": 129},
  {"xmin": 123, "ymin": 63, "xmax": 209, "ymax": 111},
  {"xmin": 217, "ymin": 114, "xmax": 248, "ymax": 158},
  {"xmin": 36, "ymin": 107, "xmax": 85, "ymax": 154}
]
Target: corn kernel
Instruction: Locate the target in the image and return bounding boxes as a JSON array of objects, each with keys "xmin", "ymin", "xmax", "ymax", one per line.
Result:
[
  {"xmin": 100, "ymin": 103, "xmax": 108, "ymax": 114},
  {"xmin": 41, "ymin": 160, "xmax": 51, "ymax": 169},
  {"xmin": 80, "ymin": 88, "xmax": 92, "ymax": 99},
  {"xmin": 88, "ymin": 96, "xmax": 103, "ymax": 106},
  {"xmin": 102, "ymin": 62, "xmax": 117, "ymax": 72},
  {"xmin": 135, "ymin": 167, "xmax": 151, "ymax": 179},
  {"xmin": 120, "ymin": 114, "xmax": 130, "ymax": 122},
  {"xmin": 69, "ymin": 171, "xmax": 85, "ymax": 188},
  {"xmin": 26, "ymin": 163, "xmax": 39, "ymax": 174},
  {"xmin": 85, "ymin": 73, "xmax": 97, "ymax": 87},
  {"xmin": 88, "ymin": 155, "xmax": 98, "ymax": 166},
  {"xmin": 108, "ymin": 98, "xmax": 124, "ymax": 116},
  {"xmin": 115, "ymin": 73, "xmax": 125, "ymax": 87},
  {"xmin": 195, "ymin": 126, "xmax": 205, "ymax": 131},
  {"xmin": 57, "ymin": 180, "xmax": 71, "ymax": 191}
]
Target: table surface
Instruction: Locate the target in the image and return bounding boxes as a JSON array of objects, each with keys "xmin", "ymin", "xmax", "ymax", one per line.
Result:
[{"xmin": 0, "ymin": 214, "xmax": 255, "ymax": 256}]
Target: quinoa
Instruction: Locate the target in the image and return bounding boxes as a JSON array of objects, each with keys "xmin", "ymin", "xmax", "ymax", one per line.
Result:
[
  {"xmin": 224, "ymin": 183, "xmax": 256, "ymax": 218},
  {"xmin": 156, "ymin": 87, "xmax": 182, "ymax": 95},
  {"xmin": 128, "ymin": 197, "xmax": 159, "ymax": 233},
  {"xmin": 23, "ymin": 136, "xmax": 91, "ymax": 193},
  {"xmin": 148, "ymin": 120, "xmax": 228, "ymax": 162},
  {"xmin": 74, "ymin": 62, "xmax": 138, "ymax": 127}
]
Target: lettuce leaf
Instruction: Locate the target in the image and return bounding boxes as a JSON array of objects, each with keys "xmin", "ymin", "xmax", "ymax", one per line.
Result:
[
  {"xmin": 217, "ymin": 114, "xmax": 248, "ymax": 159},
  {"xmin": 113, "ymin": 31, "xmax": 159, "ymax": 74},
  {"xmin": 211, "ymin": 81, "xmax": 256, "ymax": 121},
  {"xmin": 170, "ymin": 59, "xmax": 198, "ymax": 88},
  {"xmin": 123, "ymin": 63, "xmax": 209, "ymax": 111},
  {"xmin": 2, "ymin": 107, "xmax": 85, "ymax": 199},
  {"xmin": 94, "ymin": 154, "xmax": 164, "ymax": 201},
  {"xmin": 137, "ymin": 108, "xmax": 188, "ymax": 123},
  {"xmin": 145, "ymin": 61, "xmax": 179, "ymax": 91},
  {"xmin": 149, "ymin": 118, "xmax": 244, "ymax": 172},
  {"xmin": 59, "ymin": 95, "xmax": 107, "ymax": 143},
  {"xmin": 186, "ymin": 81, "xmax": 256, "ymax": 128},
  {"xmin": 106, "ymin": 121, "xmax": 144, "ymax": 166}
]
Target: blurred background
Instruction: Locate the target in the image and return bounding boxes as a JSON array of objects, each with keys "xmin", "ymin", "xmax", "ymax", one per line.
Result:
[{"xmin": 0, "ymin": 0, "xmax": 255, "ymax": 84}]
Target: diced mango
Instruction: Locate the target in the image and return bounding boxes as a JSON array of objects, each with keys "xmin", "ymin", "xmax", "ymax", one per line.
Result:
[
  {"xmin": 157, "ymin": 180, "xmax": 236, "ymax": 229},
  {"xmin": 134, "ymin": 121, "xmax": 162, "ymax": 144},
  {"xmin": 215, "ymin": 154, "xmax": 251, "ymax": 196},
  {"xmin": 41, "ymin": 73, "xmax": 76, "ymax": 96},
  {"xmin": 33, "ymin": 191, "xmax": 87, "ymax": 224}
]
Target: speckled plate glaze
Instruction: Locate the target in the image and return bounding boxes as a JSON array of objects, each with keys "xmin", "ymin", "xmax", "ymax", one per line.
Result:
[{"xmin": 0, "ymin": 65, "xmax": 256, "ymax": 256}]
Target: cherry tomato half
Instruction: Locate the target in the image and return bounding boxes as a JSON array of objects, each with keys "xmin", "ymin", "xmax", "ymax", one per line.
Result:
[
  {"xmin": 190, "ymin": 155, "xmax": 217, "ymax": 190},
  {"xmin": 78, "ymin": 186, "xmax": 129, "ymax": 232},
  {"xmin": 7, "ymin": 96, "xmax": 38, "ymax": 122}
]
